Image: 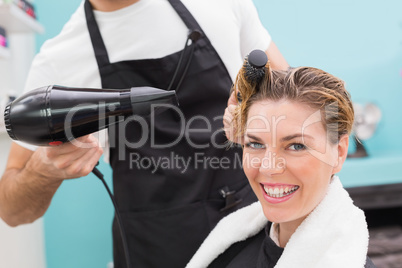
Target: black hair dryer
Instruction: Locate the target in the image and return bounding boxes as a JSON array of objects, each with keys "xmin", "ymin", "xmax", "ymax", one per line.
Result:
[{"xmin": 3, "ymin": 85, "xmax": 178, "ymax": 146}]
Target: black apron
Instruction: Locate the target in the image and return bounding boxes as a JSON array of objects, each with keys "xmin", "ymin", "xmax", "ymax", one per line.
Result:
[{"xmin": 85, "ymin": 1, "xmax": 257, "ymax": 267}]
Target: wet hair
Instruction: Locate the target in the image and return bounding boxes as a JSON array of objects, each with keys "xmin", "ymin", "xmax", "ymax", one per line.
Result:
[{"xmin": 233, "ymin": 54, "xmax": 354, "ymax": 144}]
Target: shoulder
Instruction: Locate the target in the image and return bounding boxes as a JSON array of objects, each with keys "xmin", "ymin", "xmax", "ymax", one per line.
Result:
[
  {"xmin": 182, "ymin": 0, "xmax": 258, "ymax": 17},
  {"xmin": 40, "ymin": 3, "xmax": 88, "ymax": 55},
  {"xmin": 186, "ymin": 202, "xmax": 267, "ymax": 268},
  {"xmin": 26, "ymin": 3, "xmax": 98, "ymax": 89}
]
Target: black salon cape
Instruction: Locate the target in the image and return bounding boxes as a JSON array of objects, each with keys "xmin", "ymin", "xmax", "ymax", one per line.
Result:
[{"xmin": 208, "ymin": 222, "xmax": 377, "ymax": 268}]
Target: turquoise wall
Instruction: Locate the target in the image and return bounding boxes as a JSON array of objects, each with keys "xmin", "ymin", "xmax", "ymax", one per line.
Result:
[
  {"xmin": 34, "ymin": 0, "xmax": 402, "ymax": 267},
  {"xmin": 35, "ymin": 0, "xmax": 82, "ymax": 51}
]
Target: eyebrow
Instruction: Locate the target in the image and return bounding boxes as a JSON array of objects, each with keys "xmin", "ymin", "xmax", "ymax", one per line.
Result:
[
  {"xmin": 280, "ymin": 133, "xmax": 314, "ymax": 142},
  {"xmin": 245, "ymin": 133, "xmax": 314, "ymax": 142},
  {"xmin": 245, "ymin": 133, "xmax": 264, "ymax": 143}
]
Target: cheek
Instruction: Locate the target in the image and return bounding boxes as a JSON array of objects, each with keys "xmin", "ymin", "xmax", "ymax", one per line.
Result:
[
  {"xmin": 286, "ymin": 152, "xmax": 333, "ymax": 176},
  {"xmin": 287, "ymin": 157, "xmax": 331, "ymax": 197},
  {"xmin": 285, "ymin": 157, "xmax": 311, "ymax": 174},
  {"xmin": 296, "ymin": 162, "xmax": 332, "ymax": 208},
  {"xmin": 242, "ymin": 152, "xmax": 260, "ymax": 181}
]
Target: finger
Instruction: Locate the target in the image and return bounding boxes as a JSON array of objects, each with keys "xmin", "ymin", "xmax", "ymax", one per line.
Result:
[
  {"xmin": 46, "ymin": 135, "xmax": 100, "ymax": 170},
  {"xmin": 224, "ymin": 104, "xmax": 236, "ymax": 117},
  {"xmin": 227, "ymin": 91, "xmax": 238, "ymax": 106},
  {"xmin": 227, "ymin": 104, "xmax": 236, "ymax": 114},
  {"xmin": 223, "ymin": 105, "xmax": 237, "ymax": 126},
  {"xmin": 46, "ymin": 135, "xmax": 98, "ymax": 157},
  {"xmin": 223, "ymin": 114, "xmax": 234, "ymax": 128},
  {"xmin": 64, "ymin": 145, "xmax": 103, "ymax": 178},
  {"xmin": 68, "ymin": 134, "xmax": 101, "ymax": 150}
]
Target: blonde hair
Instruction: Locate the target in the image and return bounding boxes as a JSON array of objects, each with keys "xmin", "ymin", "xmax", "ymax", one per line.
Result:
[{"xmin": 233, "ymin": 62, "xmax": 354, "ymax": 144}]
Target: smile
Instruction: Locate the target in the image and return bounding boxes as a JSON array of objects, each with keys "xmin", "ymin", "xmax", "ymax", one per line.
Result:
[
  {"xmin": 260, "ymin": 183, "xmax": 299, "ymax": 204},
  {"xmin": 263, "ymin": 185, "xmax": 299, "ymax": 198}
]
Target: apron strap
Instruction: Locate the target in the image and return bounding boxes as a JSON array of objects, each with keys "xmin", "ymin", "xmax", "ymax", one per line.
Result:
[
  {"xmin": 167, "ymin": 0, "xmax": 204, "ymax": 34},
  {"xmin": 85, "ymin": 0, "xmax": 207, "ymax": 70},
  {"xmin": 84, "ymin": 0, "xmax": 111, "ymax": 68}
]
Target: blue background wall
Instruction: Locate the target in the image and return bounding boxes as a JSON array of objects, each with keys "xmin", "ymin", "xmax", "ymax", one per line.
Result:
[{"xmin": 33, "ymin": 0, "xmax": 402, "ymax": 267}]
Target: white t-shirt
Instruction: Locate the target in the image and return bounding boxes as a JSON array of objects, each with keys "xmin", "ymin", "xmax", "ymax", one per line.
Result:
[{"xmin": 19, "ymin": 0, "xmax": 271, "ymax": 152}]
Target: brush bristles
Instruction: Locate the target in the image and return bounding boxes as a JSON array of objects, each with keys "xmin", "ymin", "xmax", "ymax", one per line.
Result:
[{"xmin": 244, "ymin": 61, "xmax": 266, "ymax": 85}]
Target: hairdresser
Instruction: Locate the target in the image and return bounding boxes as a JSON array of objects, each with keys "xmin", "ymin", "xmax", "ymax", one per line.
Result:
[{"xmin": 0, "ymin": 0, "xmax": 288, "ymax": 267}]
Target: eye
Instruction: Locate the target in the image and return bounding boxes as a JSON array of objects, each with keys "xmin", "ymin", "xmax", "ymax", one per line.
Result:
[
  {"xmin": 288, "ymin": 143, "xmax": 306, "ymax": 151},
  {"xmin": 237, "ymin": 92, "xmax": 242, "ymax": 103},
  {"xmin": 245, "ymin": 142, "xmax": 265, "ymax": 149}
]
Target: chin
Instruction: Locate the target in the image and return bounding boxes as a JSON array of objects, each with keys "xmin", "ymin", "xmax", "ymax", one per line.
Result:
[
  {"xmin": 261, "ymin": 203, "xmax": 309, "ymax": 225},
  {"xmin": 261, "ymin": 206, "xmax": 291, "ymax": 223}
]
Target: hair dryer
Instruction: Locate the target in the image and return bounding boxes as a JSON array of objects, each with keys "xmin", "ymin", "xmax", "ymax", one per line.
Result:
[{"xmin": 3, "ymin": 85, "xmax": 178, "ymax": 146}]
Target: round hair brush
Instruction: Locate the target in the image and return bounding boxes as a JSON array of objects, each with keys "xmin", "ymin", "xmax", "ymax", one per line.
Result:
[
  {"xmin": 244, "ymin": 49, "xmax": 268, "ymax": 85},
  {"xmin": 237, "ymin": 49, "xmax": 268, "ymax": 103}
]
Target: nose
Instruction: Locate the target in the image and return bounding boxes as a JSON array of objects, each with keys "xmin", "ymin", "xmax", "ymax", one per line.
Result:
[{"xmin": 259, "ymin": 151, "xmax": 285, "ymax": 176}]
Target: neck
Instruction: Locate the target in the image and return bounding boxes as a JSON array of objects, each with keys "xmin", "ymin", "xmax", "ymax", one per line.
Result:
[
  {"xmin": 89, "ymin": 0, "xmax": 140, "ymax": 12},
  {"xmin": 277, "ymin": 216, "xmax": 306, "ymax": 247}
]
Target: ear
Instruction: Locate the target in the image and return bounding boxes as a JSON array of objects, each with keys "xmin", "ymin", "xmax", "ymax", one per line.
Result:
[{"xmin": 332, "ymin": 134, "xmax": 349, "ymax": 174}]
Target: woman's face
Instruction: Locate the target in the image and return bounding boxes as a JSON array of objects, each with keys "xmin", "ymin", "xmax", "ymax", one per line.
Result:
[{"xmin": 243, "ymin": 99, "xmax": 348, "ymax": 225}]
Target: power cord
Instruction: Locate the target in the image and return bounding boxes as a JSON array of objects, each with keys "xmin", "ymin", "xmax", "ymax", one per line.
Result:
[{"xmin": 92, "ymin": 166, "xmax": 131, "ymax": 268}]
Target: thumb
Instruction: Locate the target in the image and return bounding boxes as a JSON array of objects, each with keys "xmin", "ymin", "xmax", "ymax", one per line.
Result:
[{"xmin": 227, "ymin": 91, "xmax": 238, "ymax": 106}]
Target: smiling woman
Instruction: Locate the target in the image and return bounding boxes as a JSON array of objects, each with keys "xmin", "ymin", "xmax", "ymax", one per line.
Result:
[
  {"xmin": 243, "ymin": 98, "xmax": 350, "ymax": 248},
  {"xmin": 186, "ymin": 51, "xmax": 376, "ymax": 268}
]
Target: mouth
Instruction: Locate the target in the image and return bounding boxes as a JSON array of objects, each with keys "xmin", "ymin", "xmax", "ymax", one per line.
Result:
[{"xmin": 260, "ymin": 183, "xmax": 299, "ymax": 204}]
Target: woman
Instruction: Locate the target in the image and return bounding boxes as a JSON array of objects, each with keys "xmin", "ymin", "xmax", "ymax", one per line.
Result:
[{"xmin": 186, "ymin": 50, "xmax": 376, "ymax": 268}]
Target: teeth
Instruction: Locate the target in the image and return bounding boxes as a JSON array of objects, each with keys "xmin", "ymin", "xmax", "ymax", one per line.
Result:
[{"xmin": 263, "ymin": 185, "xmax": 299, "ymax": 198}]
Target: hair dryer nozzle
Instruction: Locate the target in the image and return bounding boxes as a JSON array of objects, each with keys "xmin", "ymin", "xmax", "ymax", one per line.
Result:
[
  {"xmin": 129, "ymin": 87, "xmax": 178, "ymax": 116},
  {"xmin": 4, "ymin": 85, "xmax": 178, "ymax": 146}
]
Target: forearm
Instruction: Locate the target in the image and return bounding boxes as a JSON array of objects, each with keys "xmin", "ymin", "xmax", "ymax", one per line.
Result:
[
  {"xmin": 266, "ymin": 41, "xmax": 289, "ymax": 71},
  {"xmin": 0, "ymin": 137, "xmax": 102, "ymax": 226},
  {"xmin": 0, "ymin": 165, "xmax": 62, "ymax": 227}
]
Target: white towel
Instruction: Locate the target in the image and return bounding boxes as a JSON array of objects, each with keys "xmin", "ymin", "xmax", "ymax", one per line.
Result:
[{"xmin": 186, "ymin": 176, "xmax": 369, "ymax": 268}]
